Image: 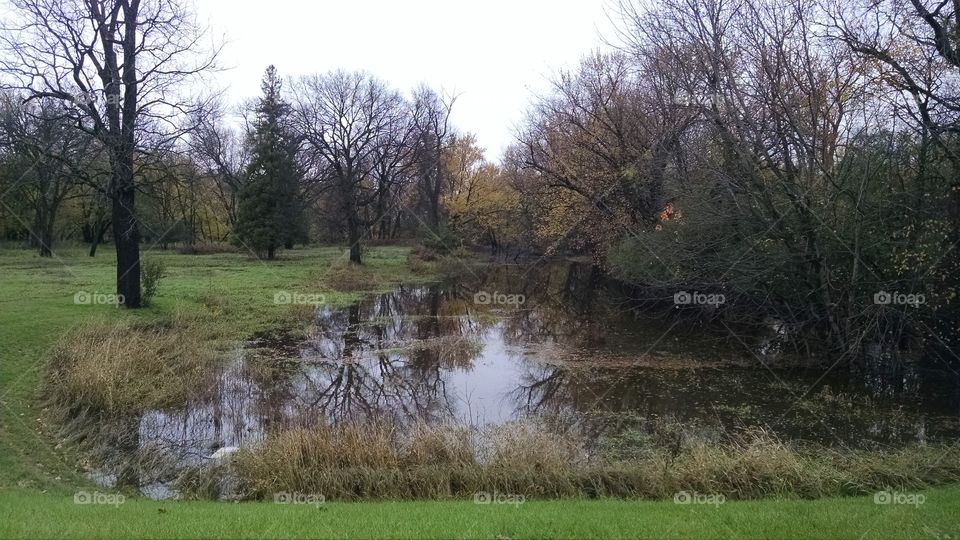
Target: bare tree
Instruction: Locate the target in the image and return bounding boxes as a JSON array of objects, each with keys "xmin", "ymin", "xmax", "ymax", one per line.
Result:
[
  {"xmin": 0, "ymin": 94, "xmax": 99, "ymax": 256},
  {"xmin": 516, "ymin": 51, "xmax": 696, "ymax": 258},
  {"xmin": 187, "ymin": 102, "xmax": 249, "ymax": 231},
  {"xmin": 292, "ymin": 70, "xmax": 408, "ymax": 264},
  {"xmin": 1, "ymin": 0, "xmax": 219, "ymax": 307},
  {"xmin": 411, "ymin": 86, "xmax": 456, "ymax": 230},
  {"xmin": 826, "ymin": 0, "xmax": 960, "ymax": 235},
  {"xmin": 368, "ymin": 100, "xmax": 418, "ymax": 239}
]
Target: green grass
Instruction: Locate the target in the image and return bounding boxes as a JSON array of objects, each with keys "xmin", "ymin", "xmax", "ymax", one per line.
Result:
[
  {"xmin": 2, "ymin": 244, "xmax": 959, "ymax": 539},
  {"xmin": 0, "ymin": 244, "xmax": 428, "ymax": 495},
  {"xmin": 1, "ymin": 487, "xmax": 959, "ymax": 539}
]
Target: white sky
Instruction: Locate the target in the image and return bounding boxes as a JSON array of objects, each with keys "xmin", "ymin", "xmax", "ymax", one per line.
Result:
[{"xmin": 193, "ymin": 0, "xmax": 615, "ymax": 161}]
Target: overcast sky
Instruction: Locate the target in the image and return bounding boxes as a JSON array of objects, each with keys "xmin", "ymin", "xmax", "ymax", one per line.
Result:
[{"xmin": 193, "ymin": 0, "xmax": 615, "ymax": 161}]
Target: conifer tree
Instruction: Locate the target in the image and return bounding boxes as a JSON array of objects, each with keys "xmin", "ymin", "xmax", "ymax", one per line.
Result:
[{"xmin": 233, "ymin": 65, "xmax": 305, "ymax": 259}]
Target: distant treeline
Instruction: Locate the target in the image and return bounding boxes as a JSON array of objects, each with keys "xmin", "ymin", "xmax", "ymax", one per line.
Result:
[{"xmin": 0, "ymin": 0, "xmax": 957, "ymax": 359}]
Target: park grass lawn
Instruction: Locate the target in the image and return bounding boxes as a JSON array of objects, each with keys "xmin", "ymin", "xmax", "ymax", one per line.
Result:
[
  {"xmin": 1, "ymin": 487, "xmax": 959, "ymax": 539},
  {"xmin": 0, "ymin": 244, "xmax": 428, "ymax": 494},
  {"xmin": 1, "ymin": 244, "xmax": 959, "ymax": 539}
]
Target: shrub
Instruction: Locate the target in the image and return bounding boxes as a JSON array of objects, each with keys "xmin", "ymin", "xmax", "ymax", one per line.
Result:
[
  {"xmin": 140, "ymin": 257, "xmax": 167, "ymax": 305},
  {"xmin": 419, "ymin": 224, "xmax": 461, "ymax": 254},
  {"xmin": 411, "ymin": 244, "xmax": 439, "ymax": 261}
]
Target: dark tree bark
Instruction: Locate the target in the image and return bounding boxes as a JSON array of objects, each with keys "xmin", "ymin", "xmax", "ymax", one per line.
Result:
[
  {"xmin": 89, "ymin": 221, "xmax": 109, "ymax": 257},
  {"xmin": 37, "ymin": 206, "xmax": 54, "ymax": 257},
  {"xmin": 2, "ymin": 0, "xmax": 219, "ymax": 307}
]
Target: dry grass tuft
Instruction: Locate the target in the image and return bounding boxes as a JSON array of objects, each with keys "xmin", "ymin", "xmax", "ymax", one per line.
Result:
[
  {"xmin": 231, "ymin": 421, "xmax": 960, "ymax": 502},
  {"xmin": 410, "ymin": 245, "xmax": 439, "ymax": 262},
  {"xmin": 45, "ymin": 320, "xmax": 216, "ymax": 415},
  {"xmin": 318, "ymin": 257, "xmax": 384, "ymax": 292}
]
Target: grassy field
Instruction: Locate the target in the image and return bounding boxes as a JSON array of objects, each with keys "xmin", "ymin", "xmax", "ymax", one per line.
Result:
[
  {"xmin": 1, "ymin": 487, "xmax": 959, "ymax": 539},
  {"xmin": 1, "ymin": 245, "xmax": 959, "ymax": 539},
  {"xmin": 0, "ymin": 245, "xmax": 426, "ymax": 494}
]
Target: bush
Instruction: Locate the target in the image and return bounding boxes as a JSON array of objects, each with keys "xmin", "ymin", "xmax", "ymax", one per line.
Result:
[
  {"xmin": 411, "ymin": 244, "xmax": 439, "ymax": 261},
  {"xmin": 140, "ymin": 257, "xmax": 167, "ymax": 305},
  {"xmin": 419, "ymin": 224, "xmax": 462, "ymax": 254}
]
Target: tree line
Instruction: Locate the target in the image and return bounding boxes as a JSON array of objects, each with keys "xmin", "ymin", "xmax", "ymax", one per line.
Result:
[
  {"xmin": 0, "ymin": 0, "xmax": 957, "ymax": 365},
  {"xmin": 494, "ymin": 0, "xmax": 960, "ymax": 362},
  {"xmin": 0, "ymin": 0, "xmax": 491, "ymax": 308}
]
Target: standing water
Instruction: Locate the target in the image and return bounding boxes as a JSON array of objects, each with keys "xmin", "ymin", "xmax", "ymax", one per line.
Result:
[{"xmin": 98, "ymin": 262, "xmax": 960, "ymax": 496}]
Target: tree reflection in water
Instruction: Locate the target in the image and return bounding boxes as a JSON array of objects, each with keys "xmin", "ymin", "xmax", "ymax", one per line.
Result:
[{"xmin": 135, "ymin": 262, "xmax": 960, "ymax": 472}]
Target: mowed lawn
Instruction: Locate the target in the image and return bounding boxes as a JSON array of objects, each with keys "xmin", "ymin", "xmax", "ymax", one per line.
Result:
[
  {"xmin": 2, "ymin": 488, "xmax": 960, "ymax": 539},
  {"xmin": 1, "ymin": 245, "xmax": 959, "ymax": 539}
]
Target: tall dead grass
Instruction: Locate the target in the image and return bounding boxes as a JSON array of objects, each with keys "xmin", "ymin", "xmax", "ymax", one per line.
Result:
[
  {"xmin": 318, "ymin": 257, "xmax": 384, "ymax": 292},
  {"xmin": 45, "ymin": 320, "xmax": 215, "ymax": 416},
  {"xmin": 231, "ymin": 422, "xmax": 960, "ymax": 502}
]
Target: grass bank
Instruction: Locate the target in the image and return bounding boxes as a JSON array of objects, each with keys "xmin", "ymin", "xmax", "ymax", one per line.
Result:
[
  {"xmin": 2, "ymin": 245, "xmax": 959, "ymax": 538},
  {"xmin": 1, "ymin": 487, "xmax": 959, "ymax": 539},
  {"xmin": 0, "ymin": 245, "xmax": 438, "ymax": 495}
]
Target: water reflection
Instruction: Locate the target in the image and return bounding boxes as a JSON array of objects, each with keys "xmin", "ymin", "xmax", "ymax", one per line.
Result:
[{"xmin": 135, "ymin": 262, "xmax": 960, "ymax": 474}]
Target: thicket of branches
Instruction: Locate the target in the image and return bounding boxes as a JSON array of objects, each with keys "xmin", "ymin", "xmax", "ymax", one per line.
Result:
[
  {"xmin": 504, "ymin": 0, "xmax": 960, "ymax": 362},
  {"xmin": 0, "ymin": 0, "xmax": 956, "ymax": 363}
]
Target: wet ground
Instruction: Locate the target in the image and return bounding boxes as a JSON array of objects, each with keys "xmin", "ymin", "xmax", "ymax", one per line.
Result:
[{"xmin": 99, "ymin": 262, "xmax": 960, "ymax": 495}]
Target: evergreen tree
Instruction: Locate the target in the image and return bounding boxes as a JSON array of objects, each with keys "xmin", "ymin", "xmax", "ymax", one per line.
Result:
[{"xmin": 233, "ymin": 65, "xmax": 306, "ymax": 259}]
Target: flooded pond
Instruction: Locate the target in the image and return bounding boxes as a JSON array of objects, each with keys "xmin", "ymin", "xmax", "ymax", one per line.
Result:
[{"xmin": 101, "ymin": 262, "xmax": 960, "ymax": 496}]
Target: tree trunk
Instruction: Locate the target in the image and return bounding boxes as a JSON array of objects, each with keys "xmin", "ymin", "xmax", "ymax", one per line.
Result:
[
  {"xmin": 428, "ymin": 172, "xmax": 442, "ymax": 229},
  {"xmin": 113, "ymin": 180, "xmax": 141, "ymax": 308},
  {"xmin": 347, "ymin": 215, "xmax": 362, "ymax": 264},
  {"xmin": 81, "ymin": 222, "xmax": 93, "ymax": 244},
  {"xmin": 38, "ymin": 218, "xmax": 53, "ymax": 257},
  {"xmin": 344, "ymin": 176, "xmax": 362, "ymax": 264},
  {"xmin": 36, "ymin": 206, "xmax": 55, "ymax": 257},
  {"xmin": 89, "ymin": 221, "xmax": 109, "ymax": 257}
]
